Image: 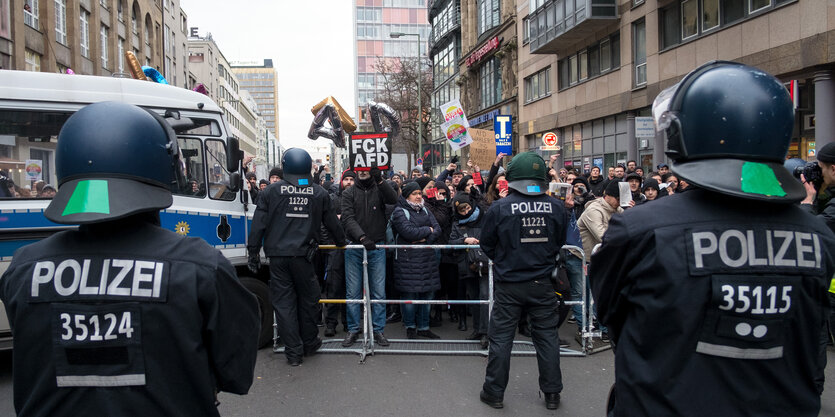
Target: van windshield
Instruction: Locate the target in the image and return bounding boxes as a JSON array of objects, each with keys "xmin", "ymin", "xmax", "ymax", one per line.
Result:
[{"xmin": 0, "ymin": 109, "xmax": 218, "ymax": 200}]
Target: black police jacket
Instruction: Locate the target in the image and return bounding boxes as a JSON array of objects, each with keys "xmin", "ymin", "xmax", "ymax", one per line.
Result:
[
  {"xmin": 590, "ymin": 188, "xmax": 835, "ymax": 417},
  {"xmin": 0, "ymin": 216, "xmax": 260, "ymax": 417},
  {"xmin": 479, "ymin": 192, "xmax": 568, "ymax": 283},
  {"xmin": 249, "ymin": 180, "xmax": 346, "ymax": 256}
]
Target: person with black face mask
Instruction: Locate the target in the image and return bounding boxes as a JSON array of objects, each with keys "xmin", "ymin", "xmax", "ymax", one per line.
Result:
[{"xmin": 449, "ymin": 193, "xmax": 490, "ymax": 348}]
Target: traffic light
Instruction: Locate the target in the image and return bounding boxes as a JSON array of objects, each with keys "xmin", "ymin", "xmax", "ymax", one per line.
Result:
[{"xmin": 326, "ymin": 155, "xmax": 330, "ymax": 162}]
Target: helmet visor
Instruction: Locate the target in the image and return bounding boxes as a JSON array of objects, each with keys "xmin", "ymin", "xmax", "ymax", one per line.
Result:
[{"xmin": 652, "ymin": 82, "xmax": 681, "ymax": 132}]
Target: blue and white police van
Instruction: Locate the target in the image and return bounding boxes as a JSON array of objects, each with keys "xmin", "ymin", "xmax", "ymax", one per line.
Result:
[{"xmin": 0, "ymin": 70, "xmax": 273, "ymax": 349}]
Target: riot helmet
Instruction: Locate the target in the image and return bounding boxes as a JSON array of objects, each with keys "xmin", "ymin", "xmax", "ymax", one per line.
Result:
[
  {"xmin": 281, "ymin": 148, "xmax": 313, "ymax": 187},
  {"xmin": 652, "ymin": 61, "xmax": 803, "ymax": 202},
  {"xmin": 45, "ymin": 101, "xmax": 186, "ymax": 224},
  {"xmin": 505, "ymin": 152, "xmax": 548, "ymax": 196}
]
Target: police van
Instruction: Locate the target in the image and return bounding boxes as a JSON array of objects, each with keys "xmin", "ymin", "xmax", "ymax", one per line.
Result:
[{"xmin": 0, "ymin": 70, "xmax": 273, "ymax": 349}]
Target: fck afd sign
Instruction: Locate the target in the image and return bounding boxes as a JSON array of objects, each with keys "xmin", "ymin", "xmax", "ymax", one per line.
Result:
[{"xmin": 349, "ymin": 133, "xmax": 391, "ymax": 171}]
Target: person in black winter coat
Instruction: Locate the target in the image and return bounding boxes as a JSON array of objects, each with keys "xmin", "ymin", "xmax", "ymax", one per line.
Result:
[
  {"xmin": 570, "ymin": 177, "xmax": 595, "ymax": 219},
  {"xmin": 449, "ymin": 193, "xmax": 490, "ymax": 348},
  {"xmin": 587, "ymin": 166, "xmax": 608, "ymax": 197},
  {"xmin": 321, "ymin": 170, "xmax": 355, "ymax": 337},
  {"xmin": 391, "ymin": 181, "xmax": 442, "ymax": 339},
  {"xmin": 423, "ymin": 179, "xmax": 457, "ymax": 324}
]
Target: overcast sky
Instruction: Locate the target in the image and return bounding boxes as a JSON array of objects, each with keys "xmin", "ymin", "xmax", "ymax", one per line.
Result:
[{"xmin": 180, "ymin": 0, "xmax": 355, "ymax": 152}]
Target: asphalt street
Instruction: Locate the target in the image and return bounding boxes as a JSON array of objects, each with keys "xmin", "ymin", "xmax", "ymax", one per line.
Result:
[{"xmin": 2, "ymin": 321, "xmax": 835, "ymax": 416}]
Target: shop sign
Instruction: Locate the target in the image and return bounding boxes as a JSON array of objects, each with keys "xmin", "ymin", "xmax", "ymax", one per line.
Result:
[{"xmin": 465, "ymin": 37, "xmax": 500, "ymax": 67}]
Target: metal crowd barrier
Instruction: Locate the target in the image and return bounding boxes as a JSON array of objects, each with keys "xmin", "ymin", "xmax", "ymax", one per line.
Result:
[{"xmin": 272, "ymin": 244, "xmax": 603, "ymax": 361}]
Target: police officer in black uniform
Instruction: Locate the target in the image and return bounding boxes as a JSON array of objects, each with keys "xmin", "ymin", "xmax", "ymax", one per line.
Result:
[
  {"xmin": 478, "ymin": 151, "xmax": 567, "ymax": 410},
  {"xmin": 248, "ymin": 148, "xmax": 346, "ymax": 366},
  {"xmin": 0, "ymin": 102, "xmax": 260, "ymax": 417},
  {"xmin": 591, "ymin": 61, "xmax": 835, "ymax": 416}
]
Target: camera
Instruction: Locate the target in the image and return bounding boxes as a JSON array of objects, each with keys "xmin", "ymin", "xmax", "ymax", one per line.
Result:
[
  {"xmin": 450, "ymin": 155, "xmax": 459, "ymax": 164},
  {"xmin": 794, "ymin": 161, "xmax": 823, "ymax": 190}
]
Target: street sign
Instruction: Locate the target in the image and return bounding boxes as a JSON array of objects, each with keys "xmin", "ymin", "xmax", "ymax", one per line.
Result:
[
  {"xmin": 494, "ymin": 115, "xmax": 513, "ymax": 155},
  {"xmin": 635, "ymin": 117, "xmax": 655, "ymax": 138},
  {"xmin": 416, "ymin": 158, "xmax": 423, "ymax": 165},
  {"xmin": 542, "ymin": 132, "xmax": 558, "ymax": 147}
]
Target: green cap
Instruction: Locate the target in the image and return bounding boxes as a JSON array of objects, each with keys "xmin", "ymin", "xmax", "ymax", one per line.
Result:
[{"xmin": 506, "ymin": 152, "xmax": 548, "ymax": 196}]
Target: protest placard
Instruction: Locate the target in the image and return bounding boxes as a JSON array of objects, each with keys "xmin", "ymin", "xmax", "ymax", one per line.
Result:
[
  {"xmin": 349, "ymin": 133, "xmax": 391, "ymax": 171},
  {"xmin": 468, "ymin": 128, "xmax": 496, "ymax": 169},
  {"xmin": 441, "ymin": 116, "xmax": 474, "ymax": 150}
]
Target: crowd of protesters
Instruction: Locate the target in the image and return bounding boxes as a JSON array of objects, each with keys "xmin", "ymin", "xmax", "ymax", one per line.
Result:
[{"xmin": 241, "ymin": 155, "xmax": 688, "ymax": 347}]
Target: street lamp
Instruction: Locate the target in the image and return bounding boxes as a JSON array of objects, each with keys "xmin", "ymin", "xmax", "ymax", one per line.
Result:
[{"xmin": 390, "ymin": 31, "xmax": 423, "ymax": 167}]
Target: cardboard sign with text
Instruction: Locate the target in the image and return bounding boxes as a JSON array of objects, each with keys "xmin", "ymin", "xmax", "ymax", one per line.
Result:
[
  {"xmin": 349, "ymin": 133, "xmax": 391, "ymax": 171},
  {"xmin": 468, "ymin": 128, "xmax": 497, "ymax": 169}
]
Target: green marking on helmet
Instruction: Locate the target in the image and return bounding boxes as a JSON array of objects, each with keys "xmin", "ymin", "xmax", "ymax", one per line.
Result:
[
  {"xmin": 740, "ymin": 162, "xmax": 786, "ymax": 197},
  {"xmin": 62, "ymin": 180, "xmax": 111, "ymax": 216}
]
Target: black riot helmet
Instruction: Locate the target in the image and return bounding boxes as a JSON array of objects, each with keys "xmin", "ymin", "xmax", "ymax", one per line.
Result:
[
  {"xmin": 652, "ymin": 61, "xmax": 803, "ymax": 203},
  {"xmin": 281, "ymin": 148, "xmax": 313, "ymax": 187},
  {"xmin": 45, "ymin": 101, "xmax": 186, "ymax": 224}
]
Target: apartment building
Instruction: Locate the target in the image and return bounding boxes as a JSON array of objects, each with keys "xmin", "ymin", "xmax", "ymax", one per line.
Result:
[
  {"xmin": 2, "ymin": 0, "xmax": 175, "ymax": 77},
  {"xmin": 519, "ymin": 0, "xmax": 835, "ymax": 172}
]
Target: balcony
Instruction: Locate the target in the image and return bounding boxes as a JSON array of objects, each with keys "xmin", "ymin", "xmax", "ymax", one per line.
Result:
[
  {"xmin": 529, "ymin": 0, "xmax": 618, "ymax": 55},
  {"xmin": 428, "ymin": 5, "xmax": 461, "ymax": 53}
]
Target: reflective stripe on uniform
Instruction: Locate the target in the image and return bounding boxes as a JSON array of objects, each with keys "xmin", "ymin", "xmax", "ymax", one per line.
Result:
[{"xmin": 56, "ymin": 374, "xmax": 146, "ymax": 387}]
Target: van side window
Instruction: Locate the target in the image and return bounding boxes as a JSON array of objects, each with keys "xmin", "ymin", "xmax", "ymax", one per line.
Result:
[
  {"xmin": 0, "ymin": 110, "xmax": 68, "ymax": 198},
  {"xmin": 205, "ymin": 139, "xmax": 236, "ymax": 201},
  {"xmin": 176, "ymin": 137, "xmax": 206, "ymax": 198}
]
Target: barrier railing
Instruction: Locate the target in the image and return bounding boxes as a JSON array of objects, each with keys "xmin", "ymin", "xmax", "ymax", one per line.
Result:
[{"xmin": 272, "ymin": 244, "xmax": 601, "ymax": 361}]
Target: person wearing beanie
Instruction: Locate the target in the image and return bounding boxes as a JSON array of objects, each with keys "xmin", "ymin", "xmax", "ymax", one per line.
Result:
[
  {"xmin": 390, "ymin": 175, "xmax": 442, "ymax": 339},
  {"xmin": 625, "ymin": 172, "xmax": 646, "ymax": 206},
  {"xmin": 448, "ymin": 191, "xmax": 490, "ymax": 346},
  {"xmin": 424, "ymin": 179, "xmax": 456, "ymax": 325},
  {"xmin": 269, "ymin": 167, "xmax": 283, "ymax": 183},
  {"xmin": 570, "ymin": 177, "xmax": 594, "ymax": 218},
  {"xmin": 578, "ymin": 179, "xmax": 623, "ymax": 259},
  {"xmin": 415, "ymin": 176, "xmax": 433, "ymax": 192},
  {"xmin": 640, "ymin": 178, "xmax": 660, "ymax": 203}
]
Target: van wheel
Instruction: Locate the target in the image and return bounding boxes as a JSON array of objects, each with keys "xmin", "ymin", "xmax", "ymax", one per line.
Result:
[{"xmin": 240, "ymin": 277, "xmax": 272, "ymax": 349}]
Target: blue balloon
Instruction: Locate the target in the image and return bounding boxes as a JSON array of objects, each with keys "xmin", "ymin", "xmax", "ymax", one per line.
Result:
[{"xmin": 141, "ymin": 66, "xmax": 169, "ymax": 84}]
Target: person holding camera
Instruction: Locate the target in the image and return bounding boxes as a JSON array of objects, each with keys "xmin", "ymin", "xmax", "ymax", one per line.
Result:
[
  {"xmin": 800, "ymin": 142, "xmax": 835, "ymax": 371},
  {"xmin": 801, "ymin": 142, "xmax": 835, "ymax": 230}
]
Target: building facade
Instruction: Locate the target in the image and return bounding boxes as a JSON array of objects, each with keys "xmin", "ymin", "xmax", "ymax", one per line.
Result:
[
  {"xmin": 353, "ymin": 0, "xmax": 431, "ymax": 170},
  {"xmin": 161, "ymin": 0, "xmax": 188, "ymax": 87},
  {"xmin": 519, "ymin": 0, "xmax": 835, "ymax": 174},
  {"xmin": 1, "ymin": 0, "xmax": 176, "ymax": 76},
  {"xmin": 428, "ymin": 0, "xmax": 461, "ymax": 164},
  {"xmin": 231, "ymin": 59, "xmax": 279, "ymax": 140},
  {"xmin": 457, "ymin": 0, "xmax": 519, "ymax": 159},
  {"xmin": 187, "ymin": 32, "xmax": 261, "ymax": 158}
]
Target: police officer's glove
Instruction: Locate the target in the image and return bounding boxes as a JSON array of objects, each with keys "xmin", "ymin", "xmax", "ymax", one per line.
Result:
[
  {"xmin": 370, "ymin": 167, "xmax": 383, "ymax": 184},
  {"xmin": 247, "ymin": 246, "xmax": 261, "ymax": 274},
  {"xmin": 360, "ymin": 236, "xmax": 377, "ymax": 251}
]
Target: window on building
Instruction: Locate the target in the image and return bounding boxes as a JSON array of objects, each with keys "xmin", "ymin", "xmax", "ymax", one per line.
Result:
[
  {"xmin": 478, "ymin": 0, "xmax": 500, "ymax": 35},
  {"xmin": 131, "ymin": 4, "xmax": 138, "ymax": 34},
  {"xmin": 523, "ymin": 18, "xmax": 530, "ymax": 44},
  {"xmin": 703, "ymin": 0, "xmax": 720, "ymax": 30},
  {"xmin": 749, "ymin": 0, "xmax": 770, "ymax": 13},
  {"xmin": 633, "ymin": 19, "xmax": 646, "ymax": 86},
  {"xmin": 55, "ymin": 0, "xmax": 67, "ymax": 45},
  {"xmin": 579, "ymin": 50, "xmax": 588, "ymax": 81},
  {"xmin": 681, "ymin": 0, "xmax": 698, "ymax": 39},
  {"xmin": 118, "ymin": 0, "xmax": 124, "ymax": 21},
  {"xmin": 530, "ymin": 0, "xmax": 546, "ymax": 13},
  {"xmin": 24, "ymin": 0, "xmax": 38, "ymax": 28},
  {"xmin": 80, "ymin": 9, "xmax": 90, "ymax": 58},
  {"xmin": 558, "ymin": 32, "xmax": 620, "ymax": 90},
  {"xmin": 118, "ymin": 37, "xmax": 125, "ymax": 72},
  {"xmin": 661, "ymin": 0, "xmax": 784, "ymax": 49},
  {"xmin": 101, "ymin": 25, "xmax": 109, "ymax": 69},
  {"xmin": 479, "ymin": 57, "xmax": 501, "ymax": 109},
  {"xmin": 25, "ymin": 49, "xmax": 41, "ymax": 72},
  {"xmin": 524, "ymin": 67, "xmax": 551, "ymax": 103}
]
